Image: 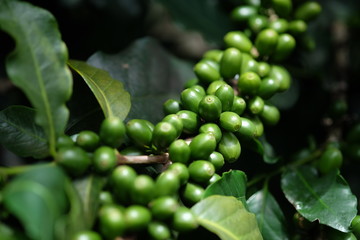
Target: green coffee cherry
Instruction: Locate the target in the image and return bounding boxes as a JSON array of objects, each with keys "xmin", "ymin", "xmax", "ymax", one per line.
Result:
[
  {"xmin": 203, "ymin": 49, "xmax": 223, "ymax": 62},
  {"xmin": 248, "ymin": 15, "xmax": 268, "ymax": 33},
  {"xmin": 328, "ymin": 99, "xmax": 348, "ymax": 119},
  {"xmin": 199, "ymin": 123, "xmax": 223, "ymax": 143},
  {"xmin": 172, "ymin": 207, "xmax": 199, "ymax": 232},
  {"xmin": 148, "ymin": 221, "xmax": 171, "ymax": 240},
  {"xmin": 269, "ymin": 18, "xmax": 288, "ymax": 33},
  {"xmin": 272, "ymin": 34, "xmax": 296, "ymax": 61},
  {"xmin": 198, "ymin": 95, "xmax": 222, "ymax": 122},
  {"xmin": 236, "ymin": 117, "xmax": 257, "ymax": 139},
  {"xmin": 99, "ymin": 191, "xmax": 114, "ymax": 205},
  {"xmin": 224, "ymin": 31, "xmax": 253, "ymax": 53},
  {"xmin": 176, "ymin": 110, "xmax": 200, "ymax": 134},
  {"xmin": 181, "ymin": 182, "xmax": 205, "ymax": 206},
  {"xmin": 154, "ymin": 170, "xmax": 181, "ymax": 197},
  {"xmin": 163, "ymin": 99, "xmax": 181, "ymax": 115},
  {"xmin": 346, "ymin": 122, "xmax": 360, "ymax": 143},
  {"xmin": 149, "ymin": 196, "xmax": 179, "ymax": 220},
  {"xmin": 288, "ymin": 20, "xmax": 307, "ymax": 35},
  {"xmin": 168, "ymin": 162, "xmax": 189, "ymax": 185},
  {"xmin": 231, "ymin": 96, "xmax": 247, "ymax": 116},
  {"xmin": 98, "ymin": 204, "xmax": 126, "ymax": 239},
  {"xmin": 111, "ymin": 165, "xmax": 137, "ymax": 203},
  {"xmin": 169, "ymin": 139, "xmax": 191, "ymax": 164},
  {"xmin": 351, "ymin": 215, "xmax": 360, "ymax": 238},
  {"xmin": 124, "ymin": 205, "xmax": 152, "ymax": 232},
  {"xmin": 294, "ymin": 1, "xmax": 322, "ymax": 22},
  {"xmin": 219, "ymin": 112, "xmax": 242, "ymax": 132},
  {"xmin": 199, "ymin": 59, "xmax": 220, "ymax": 72},
  {"xmin": 126, "ymin": 119, "xmax": 153, "ymax": 148},
  {"xmin": 259, "ymin": 104, "xmax": 280, "ymax": 125},
  {"xmin": 152, "ymin": 122, "xmax": 178, "ymax": 150},
  {"xmin": 188, "ymin": 160, "xmax": 215, "ymax": 184},
  {"xmin": 162, "ymin": 114, "xmax": 183, "ymax": 137},
  {"xmin": 271, "ymin": 0, "xmax": 292, "ymax": 17},
  {"xmin": 240, "ymin": 53, "xmax": 259, "ymax": 74},
  {"xmin": 72, "ymin": 231, "xmax": 102, "ymax": 240},
  {"xmin": 208, "ymin": 151, "xmax": 225, "ymax": 171},
  {"xmin": 56, "ymin": 135, "xmax": 74, "ymax": 149},
  {"xmin": 220, "ymin": 48, "xmax": 242, "ymax": 79},
  {"xmin": 193, "ymin": 61, "xmax": 221, "ymax": 84},
  {"xmin": 255, "ymin": 29, "xmax": 279, "ymax": 56},
  {"xmin": 258, "ymin": 77, "xmax": 281, "ymax": 99},
  {"xmin": 180, "ymin": 88, "xmax": 203, "ymax": 113},
  {"xmin": 206, "ymin": 80, "xmax": 226, "ymax": 95},
  {"xmin": 317, "ymin": 146, "xmax": 343, "ymax": 174},
  {"xmin": 208, "ymin": 173, "xmax": 221, "ymax": 185},
  {"xmin": 257, "ymin": 62, "xmax": 271, "ymax": 78},
  {"xmin": 231, "ymin": 5, "xmax": 258, "ymax": 22},
  {"xmin": 268, "ymin": 65, "xmax": 291, "ymax": 92},
  {"xmin": 238, "ymin": 71, "xmax": 261, "ymax": 95},
  {"xmin": 248, "ymin": 96, "xmax": 265, "ymax": 115},
  {"xmin": 252, "ymin": 116, "xmax": 264, "ymax": 137},
  {"xmin": 76, "ymin": 130, "xmax": 99, "ymax": 152},
  {"xmin": 130, "ymin": 174, "xmax": 155, "ymax": 205},
  {"xmin": 215, "ymin": 84, "xmax": 234, "ymax": 111},
  {"xmin": 56, "ymin": 146, "xmax": 91, "ymax": 177},
  {"xmin": 99, "ymin": 117, "xmax": 126, "ymax": 148},
  {"xmin": 190, "ymin": 85, "xmax": 206, "ymax": 97},
  {"xmin": 189, "ymin": 133, "xmax": 217, "ymax": 160},
  {"xmin": 93, "ymin": 146, "xmax": 117, "ymax": 174},
  {"xmin": 218, "ymin": 132, "xmax": 241, "ymax": 163}
]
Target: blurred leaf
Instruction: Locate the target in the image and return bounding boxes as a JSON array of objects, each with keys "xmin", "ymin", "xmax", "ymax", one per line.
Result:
[
  {"xmin": 68, "ymin": 60, "xmax": 131, "ymax": 120},
  {"xmin": 203, "ymin": 170, "xmax": 248, "ymax": 207},
  {"xmin": 0, "ymin": 106, "xmax": 48, "ymax": 159},
  {"xmin": 3, "ymin": 165, "xmax": 68, "ymax": 240},
  {"xmin": 281, "ymin": 165, "xmax": 357, "ymax": 232},
  {"xmin": 0, "ymin": 0, "xmax": 72, "ymax": 156},
  {"xmin": 191, "ymin": 195, "xmax": 263, "ymax": 240},
  {"xmin": 73, "ymin": 175, "xmax": 106, "ymax": 229},
  {"xmin": 269, "ymin": 77, "xmax": 299, "ymax": 110},
  {"xmin": 0, "ymin": 223, "xmax": 29, "ymax": 240},
  {"xmin": 156, "ymin": 0, "xmax": 233, "ymax": 44},
  {"xmin": 247, "ymin": 188, "xmax": 288, "ymax": 240},
  {"xmin": 87, "ymin": 37, "xmax": 195, "ymax": 123},
  {"xmin": 244, "ymin": 137, "xmax": 280, "ymax": 164}
]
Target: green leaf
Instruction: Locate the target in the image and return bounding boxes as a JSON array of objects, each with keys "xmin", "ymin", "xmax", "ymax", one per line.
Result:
[
  {"xmin": 191, "ymin": 195, "xmax": 263, "ymax": 240},
  {"xmin": 87, "ymin": 37, "xmax": 195, "ymax": 123},
  {"xmin": 281, "ymin": 165, "xmax": 357, "ymax": 232},
  {"xmin": 243, "ymin": 137, "xmax": 280, "ymax": 164},
  {"xmin": 0, "ymin": 0, "xmax": 72, "ymax": 156},
  {"xmin": 0, "ymin": 106, "xmax": 48, "ymax": 159},
  {"xmin": 247, "ymin": 188, "xmax": 288, "ymax": 240},
  {"xmin": 203, "ymin": 170, "xmax": 248, "ymax": 207},
  {"xmin": 73, "ymin": 175, "xmax": 106, "ymax": 229},
  {"xmin": 68, "ymin": 60, "xmax": 131, "ymax": 120},
  {"xmin": 3, "ymin": 165, "xmax": 68, "ymax": 240}
]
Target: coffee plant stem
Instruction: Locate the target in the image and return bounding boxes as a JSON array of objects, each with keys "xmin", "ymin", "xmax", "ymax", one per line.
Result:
[{"xmin": 116, "ymin": 151, "xmax": 169, "ymax": 165}]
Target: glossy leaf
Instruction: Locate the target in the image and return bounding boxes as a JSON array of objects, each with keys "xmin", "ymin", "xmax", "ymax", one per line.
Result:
[
  {"xmin": 0, "ymin": 106, "xmax": 48, "ymax": 159},
  {"xmin": 73, "ymin": 175, "xmax": 106, "ymax": 229},
  {"xmin": 281, "ymin": 165, "xmax": 357, "ymax": 232},
  {"xmin": 203, "ymin": 170, "xmax": 248, "ymax": 207},
  {"xmin": 243, "ymin": 137, "xmax": 280, "ymax": 164},
  {"xmin": 191, "ymin": 195, "xmax": 263, "ymax": 240},
  {"xmin": 87, "ymin": 37, "xmax": 194, "ymax": 123},
  {"xmin": 3, "ymin": 165, "xmax": 68, "ymax": 240},
  {"xmin": 247, "ymin": 188, "xmax": 288, "ymax": 240},
  {"xmin": 0, "ymin": 0, "xmax": 72, "ymax": 155},
  {"xmin": 68, "ymin": 60, "xmax": 131, "ymax": 120}
]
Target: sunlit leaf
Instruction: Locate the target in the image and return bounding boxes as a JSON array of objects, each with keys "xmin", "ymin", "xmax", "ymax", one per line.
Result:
[
  {"xmin": 192, "ymin": 195, "xmax": 263, "ymax": 240},
  {"xmin": 0, "ymin": 0, "xmax": 72, "ymax": 155},
  {"xmin": 281, "ymin": 165, "xmax": 357, "ymax": 232}
]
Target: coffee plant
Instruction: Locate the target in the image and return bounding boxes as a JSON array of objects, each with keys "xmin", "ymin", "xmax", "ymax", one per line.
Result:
[{"xmin": 0, "ymin": 0, "xmax": 359, "ymax": 239}]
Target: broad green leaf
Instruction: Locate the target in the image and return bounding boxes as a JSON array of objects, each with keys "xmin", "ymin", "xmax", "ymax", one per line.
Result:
[
  {"xmin": 247, "ymin": 189, "xmax": 288, "ymax": 240},
  {"xmin": 191, "ymin": 195, "xmax": 263, "ymax": 240},
  {"xmin": 281, "ymin": 165, "xmax": 357, "ymax": 232},
  {"xmin": 3, "ymin": 165, "xmax": 68, "ymax": 240},
  {"xmin": 87, "ymin": 37, "xmax": 195, "ymax": 123},
  {"xmin": 0, "ymin": 223, "xmax": 29, "ymax": 240},
  {"xmin": 0, "ymin": 0, "xmax": 72, "ymax": 156},
  {"xmin": 73, "ymin": 175, "xmax": 106, "ymax": 229},
  {"xmin": 68, "ymin": 60, "xmax": 131, "ymax": 120},
  {"xmin": 203, "ymin": 170, "xmax": 248, "ymax": 207},
  {"xmin": 0, "ymin": 106, "xmax": 48, "ymax": 159}
]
